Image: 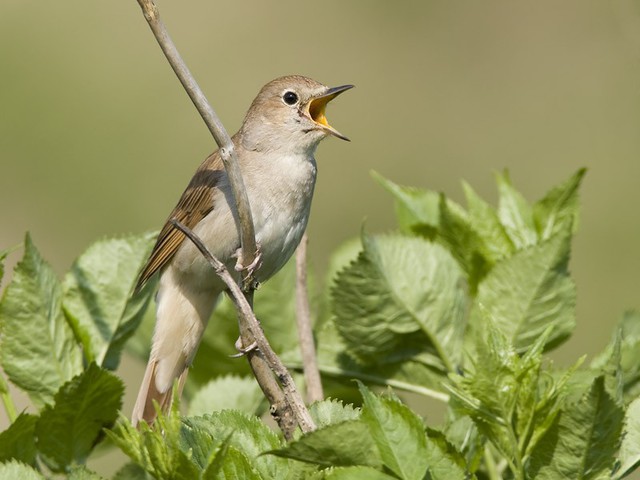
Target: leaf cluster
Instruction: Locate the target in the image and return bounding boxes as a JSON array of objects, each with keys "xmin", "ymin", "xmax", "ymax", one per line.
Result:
[{"xmin": 0, "ymin": 169, "xmax": 639, "ymax": 479}]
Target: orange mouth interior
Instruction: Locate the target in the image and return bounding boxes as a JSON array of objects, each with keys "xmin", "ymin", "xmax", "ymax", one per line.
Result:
[{"xmin": 308, "ymin": 94, "xmax": 337, "ymax": 128}]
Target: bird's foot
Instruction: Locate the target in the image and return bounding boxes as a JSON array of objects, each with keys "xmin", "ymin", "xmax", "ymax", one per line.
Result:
[
  {"xmin": 230, "ymin": 337, "xmax": 258, "ymax": 358},
  {"xmin": 234, "ymin": 244, "xmax": 262, "ymax": 280}
]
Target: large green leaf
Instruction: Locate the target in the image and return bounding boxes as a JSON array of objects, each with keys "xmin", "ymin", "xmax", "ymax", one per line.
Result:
[
  {"xmin": 270, "ymin": 419, "xmax": 380, "ymax": 468},
  {"xmin": 332, "ymin": 234, "xmax": 466, "ymax": 371},
  {"xmin": 526, "ymin": 374, "xmax": 624, "ymax": 479},
  {"xmin": 533, "ymin": 168, "xmax": 586, "ymax": 240},
  {"xmin": 322, "ymin": 466, "xmax": 396, "ymax": 479},
  {"xmin": 0, "ymin": 234, "xmax": 82, "ymax": 407},
  {"xmin": 359, "ymin": 382, "xmax": 429, "ymax": 480},
  {"xmin": 470, "ymin": 225, "xmax": 575, "ymax": 351},
  {"xmin": 35, "ymin": 363, "xmax": 124, "ymax": 472},
  {"xmin": 424, "ymin": 428, "xmax": 475, "ymax": 480},
  {"xmin": 62, "ymin": 232, "xmax": 156, "ymax": 370}
]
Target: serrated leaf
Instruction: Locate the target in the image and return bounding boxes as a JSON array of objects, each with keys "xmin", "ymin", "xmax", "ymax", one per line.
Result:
[
  {"xmin": 0, "ymin": 234, "xmax": 82, "ymax": 407},
  {"xmin": 526, "ymin": 375, "xmax": 624, "ymax": 479},
  {"xmin": 462, "ymin": 181, "xmax": 515, "ymax": 261},
  {"xmin": 0, "ymin": 413, "xmax": 38, "ymax": 465},
  {"xmin": 372, "ymin": 171, "xmax": 440, "ymax": 234},
  {"xmin": 470, "ymin": 226, "xmax": 575, "ymax": 352},
  {"xmin": 332, "ymin": 234, "xmax": 466, "ymax": 370},
  {"xmin": 358, "ymin": 382, "xmax": 429, "ymax": 480},
  {"xmin": 533, "ymin": 168, "xmax": 586, "ymax": 240},
  {"xmin": 0, "ymin": 460, "xmax": 44, "ymax": 480},
  {"xmin": 186, "ymin": 410, "xmax": 287, "ymax": 480},
  {"xmin": 188, "ymin": 375, "xmax": 264, "ymax": 416},
  {"xmin": 309, "ymin": 398, "xmax": 360, "ymax": 429},
  {"xmin": 496, "ymin": 171, "xmax": 537, "ymax": 249},
  {"xmin": 424, "ymin": 428, "xmax": 474, "ymax": 480},
  {"xmin": 36, "ymin": 363, "xmax": 123, "ymax": 472},
  {"xmin": 215, "ymin": 446, "xmax": 262, "ymax": 480},
  {"xmin": 616, "ymin": 396, "xmax": 640, "ymax": 479},
  {"xmin": 323, "ymin": 466, "xmax": 396, "ymax": 479},
  {"xmin": 438, "ymin": 193, "xmax": 493, "ymax": 293},
  {"xmin": 270, "ymin": 419, "xmax": 380, "ymax": 468},
  {"xmin": 62, "ymin": 232, "xmax": 156, "ymax": 370},
  {"xmin": 592, "ymin": 310, "xmax": 640, "ymax": 402}
]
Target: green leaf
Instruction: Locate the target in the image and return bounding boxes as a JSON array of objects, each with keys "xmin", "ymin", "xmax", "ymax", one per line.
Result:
[
  {"xmin": 0, "ymin": 233, "xmax": 82, "ymax": 407},
  {"xmin": 496, "ymin": 171, "xmax": 537, "ymax": 249},
  {"xmin": 437, "ymin": 193, "xmax": 493, "ymax": 293},
  {"xmin": 185, "ymin": 411, "xmax": 288, "ymax": 480},
  {"xmin": 36, "ymin": 363, "xmax": 124, "ymax": 472},
  {"xmin": 616, "ymin": 396, "xmax": 640, "ymax": 479},
  {"xmin": 0, "ymin": 247, "xmax": 9, "ymax": 285},
  {"xmin": 424, "ymin": 428, "xmax": 474, "ymax": 480},
  {"xmin": 462, "ymin": 181, "xmax": 515, "ymax": 261},
  {"xmin": 312, "ymin": 320, "xmax": 450, "ymax": 402},
  {"xmin": 470, "ymin": 225, "xmax": 575, "ymax": 352},
  {"xmin": 270, "ymin": 419, "xmax": 380, "ymax": 468},
  {"xmin": 309, "ymin": 398, "xmax": 360, "ymax": 429},
  {"xmin": 0, "ymin": 413, "xmax": 38, "ymax": 465},
  {"xmin": 0, "ymin": 460, "xmax": 44, "ymax": 480},
  {"xmin": 533, "ymin": 168, "xmax": 586, "ymax": 239},
  {"xmin": 62, "ymin": 232, "xmax": 156, "ymax": 370},
  {"xmin": 358, "ymin": 382, "xmax": 429, "ymax": 480},
  {"xmin": 371, "ymin": 171, "xmax": 440, "ymax": 234},
  {"xmin": 526, "ymin": 375, "xmax": 624, "ymax": 479},
  {"xmin": 323, "ymin": 466, "xmax": 396, "ymax": 479},
  {"xmin": 188, "ymin": 375, "xmax": 264, "ymax": 416},
  {"xmin": 332, "ymin": 234, "xmax": 466, "ymax": 371},
  {"xmin": 592, "ymin": 310, "xmax": 640, "ymax": 402},
  {"xmin": 214, "ymin": 446, "xmax": 262, "ymax": 480}
]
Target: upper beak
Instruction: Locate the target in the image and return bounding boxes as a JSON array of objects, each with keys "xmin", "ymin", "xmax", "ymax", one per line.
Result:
[{"xmin": 306, "ymin": 84, "xmax": 354, "ymax": 141}]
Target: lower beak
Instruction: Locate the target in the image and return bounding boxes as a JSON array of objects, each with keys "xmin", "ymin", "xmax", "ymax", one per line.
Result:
[{"xmin": 307, "ymin": 84, "xmax": 354, "ymax": 141}]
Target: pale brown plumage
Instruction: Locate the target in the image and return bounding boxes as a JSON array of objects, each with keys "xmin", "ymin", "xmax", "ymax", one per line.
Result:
[{"xmin": 131, "ymin": 75, "xmax": 352, "ymax": 427}]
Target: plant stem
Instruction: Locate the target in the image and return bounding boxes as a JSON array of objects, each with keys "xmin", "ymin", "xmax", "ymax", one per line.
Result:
[{"xmin": 295, "ymin": 233, "xmax": 324, "ymax": 403}]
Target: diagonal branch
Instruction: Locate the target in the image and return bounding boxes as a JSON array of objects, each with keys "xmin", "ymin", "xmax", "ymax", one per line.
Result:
[
  {"xmin": 135, "ymin": 0, "xmax": 257, "ymax": 285},
  {"xmin": 171, "ymin": 220, "xmax": 316, "ymax": 436}
]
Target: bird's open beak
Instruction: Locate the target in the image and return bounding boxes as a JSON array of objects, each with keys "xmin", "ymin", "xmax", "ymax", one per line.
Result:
[{"xmin": 306, "ymin": 84, "xmax": 354, "ymax": 141}]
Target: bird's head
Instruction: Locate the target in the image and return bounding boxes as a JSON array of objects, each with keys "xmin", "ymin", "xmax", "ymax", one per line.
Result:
[{"xmin": 240, "ymin": 75, "xmax": 353, "ymax": 154}]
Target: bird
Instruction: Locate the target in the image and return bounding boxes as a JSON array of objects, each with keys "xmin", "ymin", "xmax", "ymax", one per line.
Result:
[{"xmin": 131, "ymin": 75, "xmax": 352, "ymax": 426}]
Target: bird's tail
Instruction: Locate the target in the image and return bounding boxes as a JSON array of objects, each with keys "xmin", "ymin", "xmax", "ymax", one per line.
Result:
[{"xmin": 131, "ymin": 270, "xmax": 220, "ymax": 427}]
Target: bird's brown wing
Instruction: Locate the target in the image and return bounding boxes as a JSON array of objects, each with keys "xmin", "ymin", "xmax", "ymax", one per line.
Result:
[{"xmin": 136, "ymin": 152, "xmax": 224, "ymax": 290}]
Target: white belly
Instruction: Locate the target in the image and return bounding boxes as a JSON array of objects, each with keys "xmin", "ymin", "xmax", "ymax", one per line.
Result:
[{"xmin": 171, "ymin": 152, "xmax": 317, "ymax": 288}]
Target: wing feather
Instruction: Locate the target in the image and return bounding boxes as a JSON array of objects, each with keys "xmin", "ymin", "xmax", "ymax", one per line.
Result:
[{"xmin": 136, "ymin": 152, "xmax": 224, "ymax": 290}]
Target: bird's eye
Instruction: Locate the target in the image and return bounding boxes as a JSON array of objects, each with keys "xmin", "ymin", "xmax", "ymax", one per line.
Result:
[{"xmin": 283, "ymin": 91, "xmax": 298, "ymax": 105}]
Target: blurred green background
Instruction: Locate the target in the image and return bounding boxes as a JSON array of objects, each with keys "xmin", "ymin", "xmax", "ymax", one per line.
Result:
[{"xmin": 1, "ymin": 0, "xmax": 640, "ymax": 468}]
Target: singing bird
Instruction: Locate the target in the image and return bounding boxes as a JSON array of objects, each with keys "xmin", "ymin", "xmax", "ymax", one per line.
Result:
[{"xmin": 132, "ymin": 75, "xmax": 352, "ymax": 426}]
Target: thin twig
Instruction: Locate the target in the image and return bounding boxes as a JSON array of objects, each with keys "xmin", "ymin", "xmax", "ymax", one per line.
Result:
[
  {"xmin": 295, "ymin": 234, "xmax": 324, "ymax": 403},
  {"xmin": 135, "ymin": 0, "xmax": 257, "ymax": 284},
  {"xmin": 171, "ymin": 220, "xmax": 316, "ymax": 435},
  {"xmin": 0, "ymin": 375, "xmax": 17, "ymax": 423}
]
